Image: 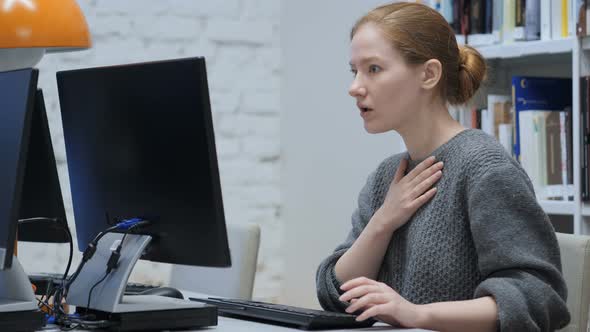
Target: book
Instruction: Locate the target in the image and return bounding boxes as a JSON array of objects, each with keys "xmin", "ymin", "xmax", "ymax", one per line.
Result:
[
  {"xmin": 499, "ymin": 123, "xmax": 513, "ymax": 155},
  {"xmin": 524, "ymin": 0, "xmax": 541, "ymax": 40},
  {"xmin": 486, "ymin": 94, "xmax": 512, "ymax": 139},
  {"xmin": 545, "ymin": 111, "xmax": 563, "ymax": 197},
  {"xmin": 514, "ymin": 0, "xmax": 526, "ymax": 40},
  {"xmin": 441, "ymin": 0, "xmax": 455, "ymax": 24},
  {"xmin": 511, "ymin": 76, "xmax": 572, "ymax": 199},
  {"xmin": 485, "ymin": 0, "xmax": 493, "ymax": 33},
  {"xmin": 581, "ymin": 77, "xmax": 590, "ymax": 201},
  {"xmin": 563, "ymin": 0, "xmax": 570, "ymax": 37},
  {"xmin": 452, "ymin": 0, "xmax": 462, "ymax": 34},
  {"xmin": 551, "ymin": 0, "xmax": 564, "ymax": 38},
  {"xmin": 576, "ymin": 0, "xmax": 587, "ymax": 36},
  {"xmin": 470, "ymin": 0, "xmax": 485, "ymax": 34},
  {"xmin": 512, "ymin": 76, "xmax": 572, "ymax": 161},
  {"xmin": 503, "ymin": 0, "xmax": 515, "ymax": 43},
  {"xmin": 513, "ymin": 0, "xmax": 541, "ymax": 40},
  {"xmin": 561, "ymin": 110, "xmax": 574, "ymax": 200},
  {"xmin": 492, "ymin": 0, "xmax": 504, "ymax": 42},
  {"xmin": 540, "ymin": 0, "xmax": 551, "ymax": 40}
]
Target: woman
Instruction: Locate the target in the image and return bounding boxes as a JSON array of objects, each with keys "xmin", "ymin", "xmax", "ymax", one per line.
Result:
[{"xmin": 315, "ymin": 3, "xmax": 570, "ymax": 332}]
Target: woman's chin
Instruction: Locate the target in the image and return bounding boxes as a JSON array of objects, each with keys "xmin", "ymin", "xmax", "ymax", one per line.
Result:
[{"xmin": 364, "ymin": 123, "xmax": 390, "ymax": 134}]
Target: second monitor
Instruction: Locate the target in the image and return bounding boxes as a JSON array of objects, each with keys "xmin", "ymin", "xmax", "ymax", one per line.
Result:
[
  {"xmin": 57, "ymin": 57, "xmax": 231, "ymax": 267},
  {"xmin": 56, "ymin": 57, "xmax": 231, "ymax": 330}
]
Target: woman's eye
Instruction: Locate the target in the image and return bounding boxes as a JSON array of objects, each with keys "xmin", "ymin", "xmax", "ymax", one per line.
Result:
[
  {"xmin": 350, "ymin": 68, "xmax": 357, "ymax": 76},
  {"xmin": 369, "ymin": 65, "xmax": 381, "ymax": 73}
]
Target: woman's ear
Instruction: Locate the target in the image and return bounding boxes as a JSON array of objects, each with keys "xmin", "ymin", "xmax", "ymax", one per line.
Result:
[{"xmin": 421, "ymin": 59, "xmax": 442, "ymax": 90}]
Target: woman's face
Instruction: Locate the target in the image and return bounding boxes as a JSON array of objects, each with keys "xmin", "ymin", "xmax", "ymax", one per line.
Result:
[{"xmin": 349, "ymin": 23, "xmax": 423, "ymax": 134}]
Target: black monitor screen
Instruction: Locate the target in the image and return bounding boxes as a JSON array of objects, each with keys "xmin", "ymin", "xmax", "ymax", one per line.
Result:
[
  {"xmin": 0, "ymin": 68, "xmax": 38, "ymax": 269},
  {"xmin": 17, "ymin": 89, "xmax": 69, "ymax": 243},
  {"xmin": 57, "ymin": 57, "xmax": 231, "ymax": 267}
]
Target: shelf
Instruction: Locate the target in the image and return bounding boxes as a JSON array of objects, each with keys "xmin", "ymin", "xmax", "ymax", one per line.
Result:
[
  {"xmin": 581, "ymin": 36, "xmax": 590, "ymax": 50},
  {"xmin": 477, "ymin": 38, "xmax": 574, "ymax": 59},
  {"xmin": 539, "ymin": 200, "xmax": 576, "ymax": 215}
]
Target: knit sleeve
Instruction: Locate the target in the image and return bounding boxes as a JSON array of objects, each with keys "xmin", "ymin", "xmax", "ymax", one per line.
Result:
[
  {"xmin": 315, "ymin": 168, "xmax": 378, "ymax": 312},
  {"xmin": 467, "ymin": 163, "xmax": 570, "ymax": 331}
]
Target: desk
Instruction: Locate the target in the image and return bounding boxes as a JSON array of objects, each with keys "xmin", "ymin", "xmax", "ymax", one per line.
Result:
[
  {"xmin": 43, "ymin": 316, "xmax": 430, "ymax": 331},
  {"xmin": 38, "ymin": 290, "xmax": 432, "ymax": 331},
  {"xmin": 219, "ymin": 316, "xmax": 431, "ymax": 331}
]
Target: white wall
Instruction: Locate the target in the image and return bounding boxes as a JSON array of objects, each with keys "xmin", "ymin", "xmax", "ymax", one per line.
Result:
[
  {"xmin": 17, "ymin": 0, "xmax": 283, "ymax": 302},
  {"xmin": 280, "ymin": 1, "xmax": 404, "ymax": 308},
  {"xmin": 15, "ymin": 0, "xmax": 406, "ymax": 307}
]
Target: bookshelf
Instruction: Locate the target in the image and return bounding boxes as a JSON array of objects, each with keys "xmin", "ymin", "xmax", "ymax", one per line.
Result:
[
  {"xmin": 471, "ymin": 35, "xmax": 589, "ymax": 235},
  {"xmin": 477, "ymin": 38, "xmax": 574, "ymax": 59},
  {"xmin": 539, "ymin": 200, "xmax": 577, "ymax": 216}
]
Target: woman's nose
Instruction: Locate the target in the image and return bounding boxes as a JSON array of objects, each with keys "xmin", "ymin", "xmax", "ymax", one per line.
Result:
[{"xmin": 348, "ymin": 77, "xmax": 366, "ymax": 97}]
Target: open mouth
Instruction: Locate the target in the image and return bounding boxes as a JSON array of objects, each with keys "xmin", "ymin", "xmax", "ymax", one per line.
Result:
[{"xmin": 361, "ymin": 107, "xmax": 373, "ymax": 113}]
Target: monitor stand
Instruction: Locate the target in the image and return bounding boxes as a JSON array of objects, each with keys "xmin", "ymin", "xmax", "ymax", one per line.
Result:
[
  {"xmin": 67, "ymin": 233, "xmax": 217, "ymax": 331},
  {"xmin": 0, "ymin": 254, "xmax": 45, "ymax": 331}
]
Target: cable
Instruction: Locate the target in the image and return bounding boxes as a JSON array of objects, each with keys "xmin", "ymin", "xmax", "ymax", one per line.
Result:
[
  {"xmin": 50, "ymin": 224, "xmax": 120, "ymax": 325},
  {"xmin": 18, "ymin": 217, "xmax": 74, "ymax": 317},
  {"xmin": 17, "ymin": 217, "xmax": 73, "ymax": 279},
  {"xmin": 84, "ymin": 221, "xmax": 141, "ymax": 313},
  {"xmin": 85, "ymin": 272, "xmax": 109, "ymax": 313},
  {"xmin": 47, "ymin": 218, "xmax": 149, "ymax": 329},
  {"xmin": 17, "ymin": 217, "xmax": 73, "ymax": 280},
  {"xmin": 62, "ymin": 223, "xmax": 73, "ymax": 280},
  {"xmin": 65, "ymin": 217, "xmax": 146, "ymax": 289},
  {"xmin": 39, "ymin": 276, "xmax": 53, "ymax": 304},
  {"xmin": 59, "ymin": 314, "xmax": 115, "ymax": 330},
  {"xmin": 63, "ymin": 223, "xmax": 121, "ymax": 292},
  {"xmin": 36, "ymin": 297, "xmax": 54, "ymax": 314}
]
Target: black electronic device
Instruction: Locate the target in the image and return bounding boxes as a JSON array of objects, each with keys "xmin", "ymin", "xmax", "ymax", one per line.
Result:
[
  {"xmin": 0, "ymin": 69, "xmax": 37, "ymax": 269},
  {"xmin": 0, "ymin": 68, "xmax": 46, "ymax": 332},
  {"xmin": 190, "ymin": 297, "xmax": 377, "ymax": 330},
  {"xmin": 85, "ymin": 306, "xmax": 217, "ymax": 332},
  {"xmin": 17, "ymin": 89, "xmax": 69, "ymax": 243},
  {"xmin": 57, "ymin": 57, "xmax": 230, "ymax": 267},
  {"xmin": 0, "ymin": 310, "xmax": 46, "ymax": 332},
  {"xmin": 56, "ymin": 57, "xmax": 231, "ymax": 330}
]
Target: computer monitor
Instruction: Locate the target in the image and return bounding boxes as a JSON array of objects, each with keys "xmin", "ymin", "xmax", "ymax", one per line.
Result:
[
  {"xmin": 17, "ymin": 89, "xmax": 69, "ymax": 243},
  {"xmin": 57, "ymin": 57, "xmax": 230, "ymax": 268},
  {"xmin": 0, "ymin": 68, "xmax": 45, "ymax": 330},
  {"xmin": 55, "ymin": 57, "xmax": 230, "ymax": 329},
  {"xmin": 0, "ymin": 68, "xmax": 38, "ymax": 270}
]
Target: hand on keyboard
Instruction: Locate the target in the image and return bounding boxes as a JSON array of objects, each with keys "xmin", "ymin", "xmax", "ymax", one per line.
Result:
[{"xmin": 190, "ymin": 297, "xmax": 376, "ymax": 330}]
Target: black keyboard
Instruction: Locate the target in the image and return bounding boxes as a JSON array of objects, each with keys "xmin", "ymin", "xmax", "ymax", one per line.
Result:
[{"xmin": 190, "ymin": 297, "xmax": 376, "ymax": 330}]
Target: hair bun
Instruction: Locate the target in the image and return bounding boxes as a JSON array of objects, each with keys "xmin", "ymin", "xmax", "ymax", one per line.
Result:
[{"xmin": 453, "ymin": 45, "xmax": 486, "ymax": 104}]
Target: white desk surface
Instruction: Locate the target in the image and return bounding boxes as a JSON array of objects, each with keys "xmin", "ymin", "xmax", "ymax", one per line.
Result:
[
  {"xmin": 43, "ymin": 317, "xmax": 430, "ymax": 332},
  {"xmin": 211, "ymin": 316, "xmax": 428, "ymax": 331},
  {"xmin": 39, "ymin": 290, "xmax": 431, "ymax": 331}
]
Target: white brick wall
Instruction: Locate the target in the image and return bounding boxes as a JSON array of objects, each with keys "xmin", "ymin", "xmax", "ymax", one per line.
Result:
[{"xmin": 17, "ymin": 0, "xmax": 282, "ymax": 302}]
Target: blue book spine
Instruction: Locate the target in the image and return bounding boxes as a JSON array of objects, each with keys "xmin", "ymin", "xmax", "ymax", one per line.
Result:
[{"xmin": 511, "ymin": 76, "xmax": 572, "ymax": 161}]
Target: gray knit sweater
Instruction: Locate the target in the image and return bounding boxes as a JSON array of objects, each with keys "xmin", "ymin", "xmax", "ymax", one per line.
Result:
[{"xmin": 316, "ymin": 129, "xmax": 570, "ymax": 331}]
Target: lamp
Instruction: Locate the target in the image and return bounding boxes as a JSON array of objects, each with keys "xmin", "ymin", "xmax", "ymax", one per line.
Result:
[{"xmin": 0, "ymin": 0, "xmax": 91, "ymax": 71}]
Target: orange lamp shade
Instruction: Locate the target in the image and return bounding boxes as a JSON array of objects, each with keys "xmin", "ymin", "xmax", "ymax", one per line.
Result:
[{"xmin": 0, "ymin": 0, "xmax": 91, "ymax": 50}]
